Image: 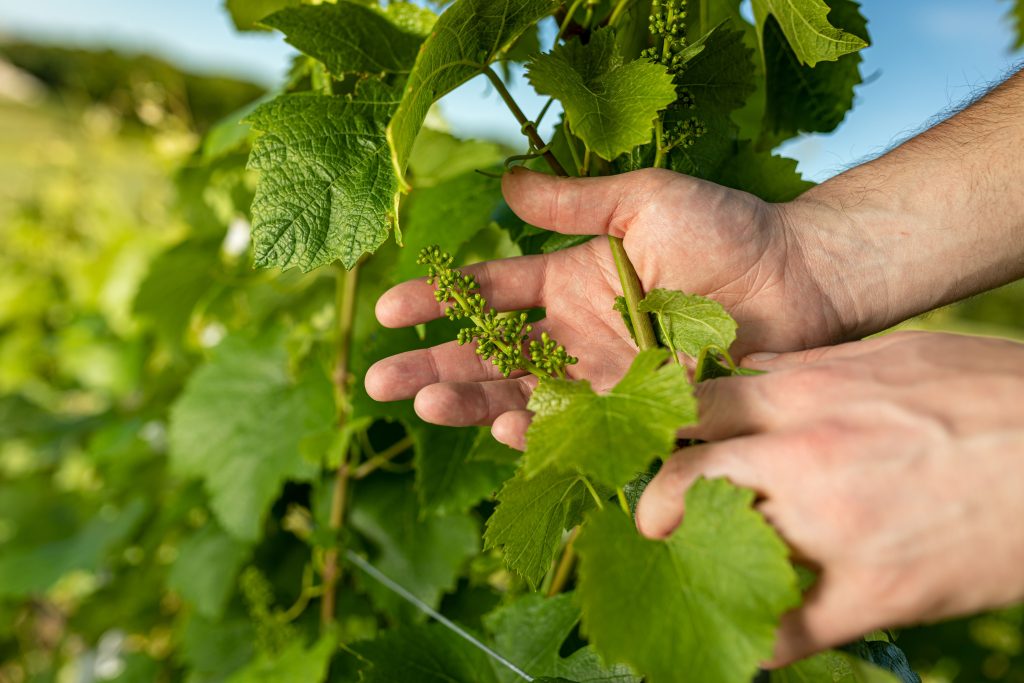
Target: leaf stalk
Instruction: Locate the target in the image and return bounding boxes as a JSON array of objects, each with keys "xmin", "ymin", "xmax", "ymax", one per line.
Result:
[{"xmin": 483, "ymin": 67, "xmax": 568, "ymax": 177}]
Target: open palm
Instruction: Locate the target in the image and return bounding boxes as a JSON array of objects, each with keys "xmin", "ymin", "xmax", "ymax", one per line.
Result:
[{"xmin": 365, "ymin": 167, "xmax": 845, "ymax": 447}]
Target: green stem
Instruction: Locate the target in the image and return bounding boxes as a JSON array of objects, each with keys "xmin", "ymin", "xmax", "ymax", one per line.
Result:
[
  {"xmin": 661, "ymin": 2, "xmax": 676, "ymax": 60},
  {"xmin": 607, "ymin": 0, "xmax": 633, "ymax": 27},
  {"xmin": 581, "ymin": 476, "xmax": 606, "ymax": 510},
  {"xmin": 280, "ymin": 565, "xmax": 323, "ymax": 623},
  {"xmin": 546, "ymin": 528, "xmax": 578, "ymax": 596},
  {"xmin": 609, "ymin": 237, "xmax": 658, "ymax": 350},
  {"xmin": 557, "ymin": 0, "xmax": 586, "ymax": 41},
  {"xmin": 616, "ymin": 487, "xmax": 631, "ymax": 515},
  {"xmin": 720, "ymin": 348, "xmax": 738, "ymax": 372},
  {"xmin": 489, "ymin": 65, "xmax": 658, "ymax": 354},
  {"xmin": 563, "ymin": 118, "xmax": 584, "ymax": 177},
  {"xmin": 535, "ymin": 96, "xmax": 555, "ymax": 128},
  {"xmin": 653, "ymin": 118, "xmax": 668, "ymax": 169},
  {"xmin": 320, "ymin": 262, "xmax": 359, "ymax": 629},
  {"xmin": 582, "ymin": 2, "xmax": 595, "ymax": 29},
  {"xmin": 654, "ymin": 314, "xmax": 679, "ymax": 363},
  {"xmin": 352, "ymin": 435, "xmax": 414, "ymax": 479},
  {"xmin": 483, "ymin": 67, "xmax": 568, "ymax": 177}
]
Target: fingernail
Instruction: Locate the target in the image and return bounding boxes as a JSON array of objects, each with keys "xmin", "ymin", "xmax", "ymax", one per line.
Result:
[{"xmin": 745, "ymin": 352, "xmax": 778, "ymax": 362}]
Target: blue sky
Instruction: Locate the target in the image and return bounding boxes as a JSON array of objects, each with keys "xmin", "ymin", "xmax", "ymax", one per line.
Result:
[{"xmin": 2, "ymin": 0, "xmax": 1021, "ymax": 181}]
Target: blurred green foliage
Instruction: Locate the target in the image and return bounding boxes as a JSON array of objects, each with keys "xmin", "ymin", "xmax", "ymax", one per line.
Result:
[{"xmin": 0, "ymin": 41, "xmax": 264, "ymax": 133}]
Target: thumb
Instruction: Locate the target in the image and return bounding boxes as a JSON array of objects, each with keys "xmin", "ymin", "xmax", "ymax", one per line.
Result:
[{"xmin": 501, "ymin": 167, "xmax": 670, "ymax": 236}]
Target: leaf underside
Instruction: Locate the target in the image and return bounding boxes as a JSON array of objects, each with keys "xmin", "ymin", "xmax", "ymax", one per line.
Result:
[
  {"xmin": 523, "ymin": 349, "xmax": 696, "ymax": 489},
  {"xmin": 751, "ymin": 0, "xmax": 868, "ymax": 67},
  {"xmin": 638, "ymin": 288, "xmax": 738, "ymax": 358},
  {"xmin": 387, "ymin": 0, "xmax": 559, "ymax": 184},
  {"xmin": 484, "ymin": 466, "xmax": 594, "ymax": 589}
]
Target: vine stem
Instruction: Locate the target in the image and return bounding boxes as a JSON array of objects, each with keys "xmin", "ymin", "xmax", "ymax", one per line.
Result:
[
  {"xmin": 483, "ymin": 68, "xmax": 568, "ymax": 177},
  {"xmin": 609, "ymin": 237, "xmax": 659, "ymax": 350},
  {"xmin": 352, "ymin": 435, "xmax": 414, "ymax": 479},
  {"xmin": 557, "ymin": 0, "xmax": 586, "ymax": 41},
  {"xmin": 486, "ymin": 66, "xmax": 658, "ymax": 351},
  {"xmin": 320, "ymin": 261, "xmax": 359, "ymax": 628},
  {"xmin": 546, "ymin": 528, "xmax": 579, "ymax": 596}
]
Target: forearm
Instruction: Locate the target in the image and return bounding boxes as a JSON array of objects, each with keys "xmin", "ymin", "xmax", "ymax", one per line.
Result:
[{"xmin": 788, "ymin": 68, "xmax": 1024, "ymax": 339}]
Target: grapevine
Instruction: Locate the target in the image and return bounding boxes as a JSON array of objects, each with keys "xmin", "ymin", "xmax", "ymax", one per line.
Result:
[{"xmin": 10, "ymin": 0, "xmax": 998, "ymax": 682}]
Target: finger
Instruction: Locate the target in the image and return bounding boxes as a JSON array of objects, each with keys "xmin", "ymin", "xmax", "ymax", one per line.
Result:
[
  {"xmin": 681, "ymin": 373, "xmax": 781, "ymax": 441},
  {"xmin": 376, "ymin": 254, "xmax": 549, "ymax": 328},
  {"xmin": 492, "ymin": 410, "xmax": 532, "ymax": 450},
  {"xmin": 413, "ymin": 376, "xmax": 537, "ymax": 427},
  {"xmin": 365, "ymin": 340, "xmax": 511, "ymax": 402},
  {"xmin": 767, "ymin": 569, "xmax": 875, "ymax": 667},
  {"xmin": 635, "ymin": 436, "xmax": 773, "ymax": 539},
  {"xmin": 502, "ymin": 167, "xmax": 672, "ymax": 236},
  {"xmin": 740, "ymin": 331, "xmax": 919, "ymax": 371}
]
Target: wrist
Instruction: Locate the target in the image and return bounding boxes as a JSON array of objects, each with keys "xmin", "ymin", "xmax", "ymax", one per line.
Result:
[{"xmin": 775, "ymin": 191, "xmax": 896, "ymax": 343}]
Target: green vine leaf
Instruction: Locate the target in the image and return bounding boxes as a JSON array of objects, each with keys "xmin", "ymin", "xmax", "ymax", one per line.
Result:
[
  {"xmin": 413, "ymin": 425, "xmax": 516, "ymax": 516},
  {"xmin": 393, "ymin": 170, "xmax": 502, "ymax": 282},
  {"xmin": 575, "ymin": 478, "xmax": 801, "ymax": 683},
  {"xmin": 168, "ymin": 334, "xmax": 334, "ymax": 541},
  {"xmin": 381, "ymin": 1, "xmax": 439, "ymax": 37},
  {"xmin": 485, "ymin": 593, "xmax": 639, "ymax": 683},
  {"xmin": 527, "ymin": 29, "xmax": 677, "ymax": 160},
  {"xmin": 166, "ymin": 523, "xmax": 252, "ymax": 621},
  {"xmin": 1013, "ymin": 0, "xmax": 1024, "ymax": 50},
  {"xmin": 348, "ymin": 475, "xmax": 479, "ymax": 621},
  {"xmin": 484, "ymin": 466, "xmax": 596, "ymax": 589},
  {"xmin": 354, "ymin": 623, "xmax": 499, "ymax": 682},
  {"xmin": 751, "ymin": 0, "xmax": 867, "ymax": 67},
  {"xmin": 0, "ymin": 499, "xmax": 146, "ymax": 598},
  {"xmin": 715, "ymin": 140, "xmax": 814, "ymax": 201},
  {"xmin": 225, "ymin": 0, "xmax": 297, "ymax": 31},
  {"xmin": 761, "ymin": 0, "xmax": 868, "ymax": 141},
  {"xmin": 771, "ymin": 649, "xmax": 901, "ymax": 682},
  {"xmin": 225, "ymin": 633, "xmax": 336, "ymax": 683},
  {"xmin": 523, "ymin": 349, "xmax": 696, "ymax": 489},
  {"xmin": 674, "ymin": 21, "xmax": 756, "ymax": 117},
  {"xmin": 262, "ymin": 2, "xmax": 427, "ymax": 76},
  {"xmin": 386, "ymin": 0, "xmax": 559, "ymax": 186},
  {"xmin": 638, "ymin": 288, "xmax": 737, "ymax": 358},
  {"xmin": 246, "ymin": 79, "xmax": 401, "ymax": 271}
]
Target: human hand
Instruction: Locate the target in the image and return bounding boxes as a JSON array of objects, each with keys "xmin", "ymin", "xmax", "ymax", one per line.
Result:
[
  {"xmin": 636, "ymin": 331, "xmax": 1024, "ymax": 665},
  {"xmin": 366, "ymin": 167, "xmax": 853, "ymax": 446}
]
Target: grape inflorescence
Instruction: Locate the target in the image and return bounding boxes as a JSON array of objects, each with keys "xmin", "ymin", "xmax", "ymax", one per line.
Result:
[
  {"xmin": 418, "ymin": 245, "xmax": 576, "ymax": 379},
  {"xmin": 644, "ymin": 0, "xmax": 706, "ymax": 151}
]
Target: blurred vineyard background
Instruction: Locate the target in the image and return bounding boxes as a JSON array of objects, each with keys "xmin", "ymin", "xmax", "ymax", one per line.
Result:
[{"xmin": 1, "ymin": 2, "xmax": 1023, "ymax": 682}]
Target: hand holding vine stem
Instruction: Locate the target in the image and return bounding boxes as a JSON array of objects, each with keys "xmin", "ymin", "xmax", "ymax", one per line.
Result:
[{"xmin": 366, "ymin": 164, "xmax": 849, "ymax": 448}]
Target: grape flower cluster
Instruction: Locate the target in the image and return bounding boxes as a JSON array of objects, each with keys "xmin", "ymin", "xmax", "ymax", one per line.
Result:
[
  {"xmin": 417, "ymin": 245, "xmax": 577, "ymax": 379},
  {"xmin": 643, "ymin": 0, "xmax": 706, "ymax": 151}
]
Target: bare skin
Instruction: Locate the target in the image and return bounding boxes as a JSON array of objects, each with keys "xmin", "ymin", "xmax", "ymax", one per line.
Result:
[
  {"xmin": 366, "ymin": 70, "xmax": 1024, "ymax": 661},
  {"xmin": 644, "ymin": 331, "xmax": 1024, "ymax": 664}
]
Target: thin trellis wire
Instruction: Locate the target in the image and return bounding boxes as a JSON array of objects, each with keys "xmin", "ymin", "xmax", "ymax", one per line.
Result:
[{"xmin": 344, "ymin": 550, "xmax": 534, "ymax": 681}]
